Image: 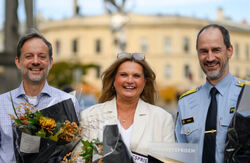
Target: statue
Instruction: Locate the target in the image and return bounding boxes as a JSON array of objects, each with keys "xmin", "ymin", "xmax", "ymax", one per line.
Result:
[
  {"xmin": 104, "ymin": 0, "xmax": 127, "ymax": 14},
  {"xmin": 104, "ymin": 0, "xmax": 129, "ymax": 52}
]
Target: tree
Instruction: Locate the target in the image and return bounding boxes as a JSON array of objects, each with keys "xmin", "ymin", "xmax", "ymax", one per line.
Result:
[{"xmin": 47, "ymin": 62, "xmax": 99, "ymax": 89}]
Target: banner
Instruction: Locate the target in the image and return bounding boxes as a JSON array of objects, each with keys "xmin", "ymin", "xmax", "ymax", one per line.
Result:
[{"xmin": 148, "ymin": 143, "xmax": 199, "ymax": 163}]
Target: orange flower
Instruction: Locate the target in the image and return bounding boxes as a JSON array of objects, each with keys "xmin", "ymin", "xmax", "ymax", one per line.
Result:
[
  {"xmin": 8, "ymin": 114, "xmax": 15, "ymax": 120},
  {"xmin": 21, "ymin": 119, "xmax": 30, "ymax": 125},
  {"xmin": 39, "ymin": 117, "xmax": 56, "ymax": 134},
  {"xmin": 59, "ymin": 121, "xmax": 81, "ymax": 142}
]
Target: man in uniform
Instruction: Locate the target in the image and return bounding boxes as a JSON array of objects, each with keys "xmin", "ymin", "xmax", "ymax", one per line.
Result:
[
  {"xmin": 175, "ymin": 24, "xmax": 246, "ymax": 163},
  {"xmin": 0, "ymin": 31, "xmax": 80, "ymax": 163}
]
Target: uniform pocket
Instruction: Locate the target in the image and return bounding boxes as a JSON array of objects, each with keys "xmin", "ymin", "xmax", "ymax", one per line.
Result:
[
  {"xmin": 220, "ymin": 106, "xmax": 235, "ymax": 127},
  {"xmin": 218, "ymin": 113, "xmax": 234, "ymax": 153},
  {"xmin": 220, "ymin": 116, "xmax": 232, "ymax": 127},
  {"xmin": 180, "ymin": 123, "xmax": 201, "ymax": 143}
]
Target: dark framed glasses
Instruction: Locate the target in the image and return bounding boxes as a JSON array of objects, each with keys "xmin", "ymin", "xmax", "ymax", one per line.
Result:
[{"xmin": 117, "ymin": 52, "xmax": 145, "ymax": 61}]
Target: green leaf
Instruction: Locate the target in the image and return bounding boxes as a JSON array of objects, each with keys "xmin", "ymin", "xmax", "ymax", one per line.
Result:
[
  {"xmin": 27, "ymin": 123, "xmax": 37, "ymax": 130},
  {"xmin": 9, "ymin": 92, "xmax": 18, "ymax": 117},
  {"xmin": 79, "ymin": 139, "xmax": 97, "ymax": 162},
  {"xmin": 14, "ymin": 119, "xmax": 22, "ymax": 125},
  {"xmin": 36, "ymin": 128, "xmax": 46, "ymax": 138},
  {"xmin": 27, "ymin": 124, "xmax": 38, "ymax": 134},
  {"xmin": 28, "ymin": 118, "xmax": 36, "ymax": 124},
  {"xmin": 48, "ymin": 134, "xmax": 58, "ymax": 142}
]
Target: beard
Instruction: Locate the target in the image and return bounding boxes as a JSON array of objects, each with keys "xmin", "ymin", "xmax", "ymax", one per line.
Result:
[
  {"xmin": 202, "ymin": 57, "xmax": 229, "ymax": 81},
  {"xmin": 20, "ymin": 63, "xmax": 50, "ymax": 83}
]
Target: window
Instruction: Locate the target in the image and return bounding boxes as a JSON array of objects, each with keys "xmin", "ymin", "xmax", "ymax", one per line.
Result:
[
  {"xmin": 184, "ymin": 64, "xmax": 191, "ymax": 79},
  {"xmin": 55, "ymin": 40, "xmax": 61, "ymax": 56},
  {"xmin": 245, "ymin": 44, "xmax": 249, "ymax": 60},
  {"xmin": 183, "ymin": 37, "xmax": 190, "ymax": 53},
  {"xmin": 72, "ymin": 39, "xmax": 78, "ymax": 54},
  {"xmin": 164, "ymin": 65, "xmax": 172, "ymax": 78},
  {"xmin": 234, "ymin": 43, "xmax": 239, "ymax": 59},
  {"xmin": 95, "ymin": 39, "xmax": 101, "ymax": 54},
  {"xmin": 140, "ymin": 38, "xmax": 148, "ymax": 53},
  {"xmin": 96, "ymin": 66, "xmax": 101, "ymax": 78},
  {"xmin": 164, "ymin": 37, "xmax": 171, "ymax": 53}
]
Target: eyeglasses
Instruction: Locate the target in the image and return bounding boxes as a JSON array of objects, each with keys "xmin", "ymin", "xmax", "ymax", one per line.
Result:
[{"xmin": 117, "ymin": 52, "xmax": 145, "ymax": 61}]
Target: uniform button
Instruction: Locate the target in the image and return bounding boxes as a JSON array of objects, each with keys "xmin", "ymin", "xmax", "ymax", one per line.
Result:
[{"xmin": 186, "ymin": 130, "xmax": 190, "ymax": 134}]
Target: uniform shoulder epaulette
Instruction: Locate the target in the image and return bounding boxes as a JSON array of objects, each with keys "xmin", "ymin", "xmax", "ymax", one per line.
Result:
[
  {"xmin": 237, "ymin": 80, "xmax": 250, "ymax": 87},
  {"xmin": 179, "ymin": 87, "xmax": 200, "ymax": 100}
]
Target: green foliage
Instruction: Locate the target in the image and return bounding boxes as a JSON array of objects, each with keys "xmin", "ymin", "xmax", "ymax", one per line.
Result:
[
  {"xmin": 14, "ymin": 119, "xmax": 22, "ymax": 125},
  {"xmin": 47, "ymin": 61, "xmax": 99, "ymax": 88},
  {"xmin": 36, "ymin": 128, "xmax": 46, "ymax": 138},
  {"xmin": 10, "ymin": 91, "xmax": 18, "ymax": 117},
  {"xmin": 9, "ymin": 93, "xmax": 82, "ymax": 143},
  {"xmin": 79, "ymin": 139, "xmax": 103, "ymax": 163}
]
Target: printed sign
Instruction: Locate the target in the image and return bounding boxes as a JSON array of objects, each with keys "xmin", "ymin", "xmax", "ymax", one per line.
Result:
[
  {"xmin": 132, "ymin": 151, "xmax": 148, "ymax": 163},
  {"xmin": 20, "ymin": 132, "xmax": 40, "ymax": 153}
]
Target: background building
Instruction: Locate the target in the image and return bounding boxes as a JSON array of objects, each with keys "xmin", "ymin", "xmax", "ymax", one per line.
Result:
[{"xmin": 38, "ymin": 9, "xmax": 250, "ymax": 103}]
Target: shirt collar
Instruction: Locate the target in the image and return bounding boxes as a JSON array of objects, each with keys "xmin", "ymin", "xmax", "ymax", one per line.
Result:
[
  {"xmin": 204, "ymin": 73, "xmax": 233, "ymax": 96},
  {"xmin": 40, "ymin": 81, "xmax": 52, "ymax": 97},
  {"xmin": 15, "ymin": 81, "xmax": 51, "ymax": 98},
  {"xmin": 15, "ymin": 82, "xmax": 26, "ymax": 98}
]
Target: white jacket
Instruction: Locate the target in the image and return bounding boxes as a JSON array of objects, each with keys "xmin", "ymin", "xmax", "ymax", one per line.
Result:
[{"xmin": 79, "ymin": 98, "xmax": 175, "ymax": 155}]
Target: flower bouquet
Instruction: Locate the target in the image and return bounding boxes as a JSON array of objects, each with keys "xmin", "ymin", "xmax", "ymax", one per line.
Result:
[
  {"xmin": 62, "ymin": 139, "xmax": 103, "ymax": 163},
  {"xmin": 9, "ymin": 95, "xmax": 81, "ymax": 163},
  {"xmin": 63, "ymin": 125, "xmax": 134, "ymax": 163}
]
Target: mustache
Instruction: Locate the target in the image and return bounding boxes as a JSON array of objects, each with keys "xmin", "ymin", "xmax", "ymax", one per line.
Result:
[
  {"xmin": 204, "ymin": 60, "xmax": 219, "ymax": 65},
  {"xmin": 28, "ymin": 66, "xmax": 43, "ymax": 69}
]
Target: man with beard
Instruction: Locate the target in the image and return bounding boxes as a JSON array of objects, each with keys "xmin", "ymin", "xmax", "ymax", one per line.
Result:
[
  {"xmin": 0, "ymin": 31, "xmax": 80, "ymax": 163},
  {"xmin": 175, "ymin": 24, "xmax": 245, "ymax": 163}
]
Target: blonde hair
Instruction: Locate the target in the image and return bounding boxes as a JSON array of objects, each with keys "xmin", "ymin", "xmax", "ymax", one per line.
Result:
[{"xmin": 99, "ymin": 57, "xmax": 156, "ymax": 104}]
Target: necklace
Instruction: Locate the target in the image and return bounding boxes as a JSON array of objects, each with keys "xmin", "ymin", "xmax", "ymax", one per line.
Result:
[
  {"xmin": 118, "ymin": 111, "xmax": 135, "ymax": 124},
  {"xmin": 117, "ymin": 105, "xmax": 136, "ymax": 124},
  {"xmin": 119, "ymin": 117, "xmax": 127, "ymax": 123}
]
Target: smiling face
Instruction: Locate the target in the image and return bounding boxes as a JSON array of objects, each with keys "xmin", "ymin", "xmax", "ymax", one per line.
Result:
[
  {"xmin": 15, "ymin": 37, "xmax": 53, "ymax": 84},
  {"xmin": 114, "ymin": 61, "xmax": 146, "ymax": 101},
  {"xmin": 197, "ymin": 27, "xmax": 233, "ymax": 85}
]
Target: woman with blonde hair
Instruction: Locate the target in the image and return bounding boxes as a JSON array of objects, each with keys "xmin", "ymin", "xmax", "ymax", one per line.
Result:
[{"xmin": 79, "ymin": 52, "xmax": 175, "ymax": 155}]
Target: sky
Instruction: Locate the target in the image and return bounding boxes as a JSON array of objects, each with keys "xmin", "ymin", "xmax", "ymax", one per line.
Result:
[{"xmin": 1, "ymin": 0, "xmax": 250, "ymax": 29}]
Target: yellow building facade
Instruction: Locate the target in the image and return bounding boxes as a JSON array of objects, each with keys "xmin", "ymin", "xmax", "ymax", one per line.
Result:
[{"xmin": 39, "ymin": 12, "xmax": 250, "ymax": 101}]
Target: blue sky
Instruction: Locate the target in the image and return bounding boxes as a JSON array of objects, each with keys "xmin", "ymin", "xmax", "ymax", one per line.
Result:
[{"xmin": 1, "ymin": 0, "xmax": 250, "ymax": 29}]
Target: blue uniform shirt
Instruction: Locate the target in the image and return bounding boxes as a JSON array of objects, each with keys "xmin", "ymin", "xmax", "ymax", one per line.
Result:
[
  {"xmin": 175, "ymin": 73, "xmax": 243, "ymax": 163},
  {"xmin": 0, "ymin": 81, "xmax": 80, "ymax": 163}
]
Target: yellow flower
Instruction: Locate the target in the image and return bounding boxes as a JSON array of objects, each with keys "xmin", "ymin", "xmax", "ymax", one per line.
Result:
[
  {"xmin": 58, "ymin": 121, "xmax": 81, "ymax": 142},
  {"xmin": 8, "ymin": 114, "xmax": 15, "ymax": 120},
  {"xmin": 39, "ymin": 117, "xmax": 56, "ymax": 134}
]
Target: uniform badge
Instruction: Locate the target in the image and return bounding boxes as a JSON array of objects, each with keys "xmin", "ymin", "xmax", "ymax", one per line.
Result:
[
  {"xmin": 182, "ymin": 117, "xmax": 194, "ymax": 125},
  {"xmin": 230, "ymin": 107, "xmax": 235, "ymax": 113},
  {"xmin": 179, "ymin": 88, "xmax": 198, "ymax": 100},
  {"xmin": 237, "ymin": 80, "xmax": 250, "ymax": 87}
]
